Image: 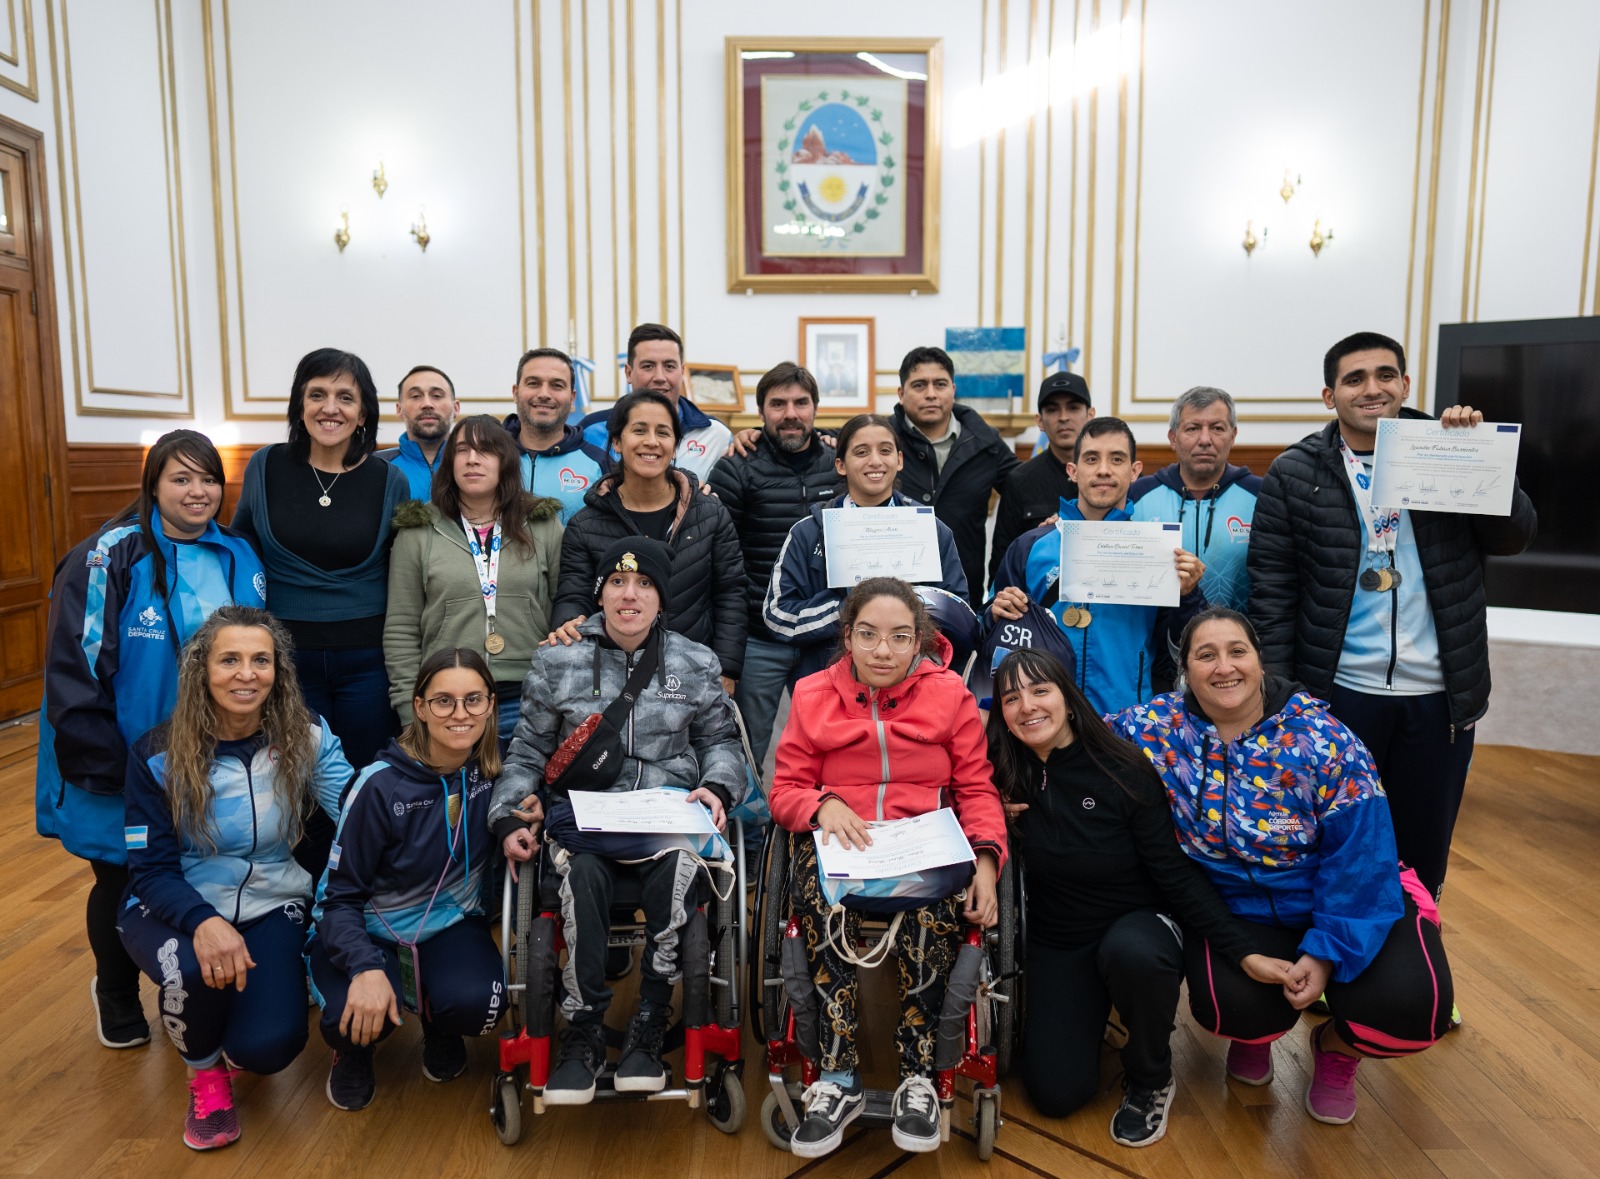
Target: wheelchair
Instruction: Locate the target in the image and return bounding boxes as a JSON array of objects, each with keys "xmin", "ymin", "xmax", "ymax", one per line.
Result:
[
  {"xmin": 488, "ymin": 705, "xmax": 766, "ymax": 1146},
  {"xmin": 749, "ymin": 824, "xmax": 1024, "ymax": 1162}
]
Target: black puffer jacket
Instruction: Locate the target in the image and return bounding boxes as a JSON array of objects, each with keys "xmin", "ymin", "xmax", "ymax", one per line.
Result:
[
  {"xmin": 708, "ymin": 433, "xmax": 842, "ymax": 631},
  {"xmin": 1247, "ymin": 411, "xmax": 1536, "ymax": 730},
  {"xmin": 892, "ymin": 403, "xmax": 1020, "ymax": 606},
  {"xmin": 552, "ymin": 468, "xmax": 748, "ymax": 678}
]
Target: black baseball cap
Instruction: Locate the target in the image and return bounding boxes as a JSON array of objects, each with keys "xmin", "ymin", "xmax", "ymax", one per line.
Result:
[{"xmin": 1037, "ymin": 371, "xmax": 1091, "ymax": 409}]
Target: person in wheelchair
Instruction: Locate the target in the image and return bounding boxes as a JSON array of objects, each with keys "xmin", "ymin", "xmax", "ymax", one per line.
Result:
[
  {"xmin": 987, "ymin": 648, "xmax": 1290, "ymax": 1148},
  {"xmin": 308, "ymin": 648, "xmax": 508, "ymax": 1111},
  {"xmin": 768, "ymin": 577, "xmax": 1007, "ymax": 1159},
  {"xmin": 490, "ymin": 536, "xmax": 744, "ymax": 1105}
]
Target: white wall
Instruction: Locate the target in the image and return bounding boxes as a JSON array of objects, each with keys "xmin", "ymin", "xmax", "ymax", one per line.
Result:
[{"xmin": 2, "ymin": 0, "xmax": 1599, "ymax": 447}]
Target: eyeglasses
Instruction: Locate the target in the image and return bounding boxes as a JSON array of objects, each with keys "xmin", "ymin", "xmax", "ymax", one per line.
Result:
[
  {"xmin": 423, "ymin": 693, "xmax": 492, "ymax": 718},
  {"xmin": 849, "ymin": 626, "xmax": 917, "ymax": 654}
]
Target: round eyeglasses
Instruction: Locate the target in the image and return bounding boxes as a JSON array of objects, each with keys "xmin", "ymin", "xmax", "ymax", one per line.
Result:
[{"xmin": 423, "ymin": 692, "xmax": 493, "ymax": 718}]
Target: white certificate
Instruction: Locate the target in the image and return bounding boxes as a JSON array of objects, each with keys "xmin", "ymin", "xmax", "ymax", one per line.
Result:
[
  {"xmin": 1370, "ymin": 418, "xmax": 1522, "ymax": 516},
  {"xmin": 813, "ymin": 808, "xmax": 975, "ymax": 880},
  {"xmin": 821, "ymin": 506, "xmax": 943, "ymax": 588},
  {"xmin": 567, "ymin": 788, "xmax": 719, "ymax": 835},
  {"xmin": 1059, "ymin": 519, "xmax": 1181, "ymax": 608}
]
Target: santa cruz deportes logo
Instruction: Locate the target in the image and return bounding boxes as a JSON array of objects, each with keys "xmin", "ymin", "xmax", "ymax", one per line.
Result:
[
  {"xmin": 773, "ymin": 88, "xmax": 896, "ymax": 244},
  {"xmin": 127, "ymin": 604, "xmax": 166, "ymax": 641},
  {"xmin": 253, "ymin": 571, "xmax": 267, "ymax": 599}
]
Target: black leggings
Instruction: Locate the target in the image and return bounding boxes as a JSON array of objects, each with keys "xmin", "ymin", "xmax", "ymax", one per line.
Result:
[
  {"xmin": 87, "ymin": 860, "xmax": 141, "ymax": 994},
  {"xmin": 1019, "ymin": 909, "xmax": 1183, "ymax": 1117},
  {"xmin": 1185, "ymin": 894, "xmax": 1452, "ymax": 1057}
]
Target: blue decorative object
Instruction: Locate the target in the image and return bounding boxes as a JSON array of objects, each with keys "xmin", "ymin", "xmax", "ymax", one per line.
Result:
[
  {"xmin": 1041, "ymin": 346, "xmax": 1081, "ymax": 374},
  {"xmin": 944, "ymin": 327, "xmax": 1026, "ymax": 404}
]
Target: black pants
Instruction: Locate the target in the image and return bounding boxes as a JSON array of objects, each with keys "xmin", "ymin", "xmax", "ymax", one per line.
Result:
[
  {"xmin": 1019, "ymin": 909, "xmax": 1183, "ymax": 1117},
  {"xmin": 1184, "ymin": 894, "xmax": 1452, "ymax": 1057},
  {"xmin": 87, "ymin": 860, "xmax": 141, "ymax": 994},
  {"xmin": 1327, "ymin": 686, "xmax": 1475, "ymax": 901}
]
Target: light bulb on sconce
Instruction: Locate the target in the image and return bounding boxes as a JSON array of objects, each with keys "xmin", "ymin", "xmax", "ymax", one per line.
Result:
[
  {"xmin": 410, "ymin": 207, "xmax": 431, "ymax": 253},
  {"xmin": 1309, "ymin": 218, "xmax": 1334, "ymax": 257},
  {"xmin": 372, "ymin": 159, "xmax": 388, "ymax": 199},
  {"xmin": 1242, "ymin": 220, "xmax": 1267, "ymax": 257},
  {"xmin": 334, "ymin": 208, "xmax": 351, "ymax": 253},
  {"xmin": 1280, "ymin": 169, "xmax": 1300, "ymax": 203}
]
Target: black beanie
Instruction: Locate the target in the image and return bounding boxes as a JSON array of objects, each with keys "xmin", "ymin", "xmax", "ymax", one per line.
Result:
[{"xmin": 593, "ymin": 535, "xmax": 672, "ymax": 614}]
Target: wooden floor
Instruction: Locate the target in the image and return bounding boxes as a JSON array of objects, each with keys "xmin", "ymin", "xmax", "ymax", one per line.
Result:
[{"xmin": 3, "ymin": 717, "xmax": 1598, "ymax": 1178}]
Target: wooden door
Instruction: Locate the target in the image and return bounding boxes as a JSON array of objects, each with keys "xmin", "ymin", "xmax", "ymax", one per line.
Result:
[{"xmin": 0, "ymin": 124, "xmax": 69, "ymax": 721}]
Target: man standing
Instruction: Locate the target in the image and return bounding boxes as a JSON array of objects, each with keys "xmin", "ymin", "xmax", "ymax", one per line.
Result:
[
  {"xmin": 988, "ymin": 417, "xmax": 1206, "ymax": 715},
  {"xmin": 503, "ymin": 347, "xmax": 610, "ymax": 524},
  {"xmin": 892, "ymin": 345, "xmax": 1020, "ymax": 605},
  {"xmin": 1129, "ymin": 386, "xmax": 1260, "ymax": 611},
  {"xmin": 708, "ymin": 362, "xmax": 842, "ymax": 765},
  {"xmin": 379, "ymin": 365, "xmax": 459, "ymax": 499},
  {"xmin": 989, "ymin": 371, "xmax": 1093, "ymax": 584},
  {"xmin": 1249, "ymin": 331, "xmax": 1536, "ymax": 905},
  {"xmin": 578, "ymin": 323, "xmax": 733, "ymax": 482}
]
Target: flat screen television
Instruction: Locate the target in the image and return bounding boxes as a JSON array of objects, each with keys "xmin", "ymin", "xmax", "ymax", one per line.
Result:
[{"xmin": 1433, "ymin": 316, "xmax": 1600, "ymax": 614}]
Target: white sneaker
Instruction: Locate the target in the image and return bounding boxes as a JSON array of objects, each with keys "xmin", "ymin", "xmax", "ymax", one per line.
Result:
[{"xmin": 890, "ymin": 1075, "xmax": 942, "ymax": 1152}]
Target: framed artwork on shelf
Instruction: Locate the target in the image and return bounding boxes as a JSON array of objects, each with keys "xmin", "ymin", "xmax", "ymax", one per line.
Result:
[
  {"xmin": 725, "ymin": 36, "xmax": 941, "ymax": 294},
  {"xmin": 685, "ymin": 363, "xmax": 745, "ymax": 412},
  {"xmin": 799, "ymin": 317, "xmax": 875, "ymax": 411}
]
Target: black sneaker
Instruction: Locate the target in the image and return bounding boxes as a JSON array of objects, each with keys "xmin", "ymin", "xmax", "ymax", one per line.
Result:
[
  {"xmin": 545, "ymin": 1021, "xmax": 607, "ymax": 1106},
  {"xmin": 1109, "ymin": 1075, "xmax": 1176, "ymax": 1148},
  {"xmin": 90, "ymin": 976, "xmax": 150, "ymax": 1049},
  {"xmin": 604, "ymin": 945, "xmax": 635, "ymax": 981},
  {"xmin": 326, "ymin": 1047, "xmax": 376, "ymax": 1111},
  {"xmin": 790, "ymin": 1078, "xmax": 864, "ymax": 1159},
  {"xmin": 891, "ymin": 1074, "xmax": 941, "ymax": 1152},
  {"xmin": 615, "ymin": 1001, "xmax": 672, "ymax": 1092},
  {"xmin": 421, "ymin": 1023, "xmax": 467, "ymax": 1083}
]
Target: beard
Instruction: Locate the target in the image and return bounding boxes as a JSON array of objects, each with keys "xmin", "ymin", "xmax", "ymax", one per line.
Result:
[
  {"xmin": 408, "ymin": 415, "xmax": 452, "ymax": 441},
  {"xmin": 766, "ymin": 424, "xmax": 813, "ymax": 453}
]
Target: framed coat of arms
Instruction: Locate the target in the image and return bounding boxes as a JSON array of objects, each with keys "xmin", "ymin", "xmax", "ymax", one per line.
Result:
[{"xmin": 725, "ymin": 37, "xmax": 941, "ymax": 294}]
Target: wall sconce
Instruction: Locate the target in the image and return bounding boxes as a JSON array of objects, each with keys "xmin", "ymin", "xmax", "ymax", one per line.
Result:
[
  {"xmin": 1280, "ymin": 169, "xmax": 1300, "ymax": 203},
  {"xmin": 1309, "ymin": 218, "xmax": 1334, "ymax": 257},
  {"xmin": 1241, "ymin": 220, "xmax": 1267, "ymax": 257},
  {"xmin": 410, "ymin": 207, "xmax": 431, "ymax": 253},
  {"xmin": 372, "ymin": 159, "xmax": 388, "ymax": 199},
  {"xmin": 333, "ymin": 208, "xmax": 350, "ymax": 253}
]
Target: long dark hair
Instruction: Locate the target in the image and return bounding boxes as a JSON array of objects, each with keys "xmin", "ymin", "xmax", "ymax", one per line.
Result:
[
  {"xmin": 432, "ymin": 415, "xmax": 538, "ymax": 554},
  {"xmin": 285, "ymin": 347, "xmax": 381, "ymax": 469},
  {"xmin": 607, "ymin": 390, "xmax": 682, "ymax": 484},
  {"xmin": 984, "ymin": 649, "xmax": 1159, "ymax": 804},
  {"xmin": 398, "ymin": 647, "xmax": 502, "ymax": 778},
  {"xmin": 119, "ymin": 430, "xmax": 227, "ymax": 602},
  {"xmin": 836, "ymin": 577, "xmax": 942, "ymax": 667}
]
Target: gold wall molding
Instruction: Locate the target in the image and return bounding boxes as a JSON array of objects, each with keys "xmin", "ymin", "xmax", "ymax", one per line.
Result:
[
  {"xmin": 532, "ymin": 0, "xmax": 548, "ymax": 345},
  {"xmin": 582, "ymin": 0, "xmax": 595, "ymax": 362},
  {"xmin": 994, "ymin": 0, "xmax": 1008, "ymax": 328},
  {"xmin": 675, "ymin": 0, "xmax": 684, "ymax": 339},
  {"xmin": 1403, "ymin": 0, "xmax": 1432, "ymax": 359},
  {"xmin": 1416, "ymin": 0, "xmax": 1451, "ymax": 405},
  {"xmin": 1, "ymin": 0, "xmax": 19, "ymax": 65},
  {"xmin": 625, "ymin": 0, "xmax": 636, "ymax": 329},
  {"xmin": 1460, "ymin": 0, "xmax": 1499, "ymax": 323},
  {"xmin": 608, "ymin": 0, "xmax": 620, "ymax": 384},
  {"xmin": 0, "ymin": 0, "xmax": 36, "ymax": 101},
  {"xmin": 655, "ymin": 0, "xmax": 667, "ymax": 322},
  {"xmin": 1082, "ymin": 0, "xmax": 1098, "ymax": 393},
  {"xmin": 977, "ymin": 0, "xmax": 988, "ymax": 326},
  {"xmin": 1583, "ymin": 42, "xmax": 1600, "ymax": 314},
  {"xmin": 562, "ymin": 0, "xmax": 577, "ymax": 340},
  {"xmin": 1021, "ymin": 0, "xmax": 1038, "ymax": 400}
]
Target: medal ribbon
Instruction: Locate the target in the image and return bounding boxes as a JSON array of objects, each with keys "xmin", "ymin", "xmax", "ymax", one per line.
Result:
[
  {"xmin": 1337, "ymin": 438, "xmax": 1399, "ymax": 565},
  {"xmin": 461, "ymin": 516, "xmax": 503, "ymax": 639}
]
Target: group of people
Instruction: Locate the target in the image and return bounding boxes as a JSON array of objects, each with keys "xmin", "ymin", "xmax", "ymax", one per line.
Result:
[{"xmin": 33, "ymin": 322, "xmax": 1533, "ymax": 1156}]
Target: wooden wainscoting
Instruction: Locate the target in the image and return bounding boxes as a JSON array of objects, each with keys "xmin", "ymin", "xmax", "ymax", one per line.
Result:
[
  {"xmin": 65, "ymin": 443, "xmax": 263, "ymax": 546},
  {"xmin": 1013, "ymin": 441, "xmax": 1289, "ymax": 477}
]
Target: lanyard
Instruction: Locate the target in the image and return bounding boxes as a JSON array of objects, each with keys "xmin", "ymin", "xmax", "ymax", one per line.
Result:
[
  {"xmin": 460, "ymin": 516, "xmax": 503, "ymax": 635},
  {"xmin": 1337, "ymin": 438, "xmax": 1399, "ymax": 564}
]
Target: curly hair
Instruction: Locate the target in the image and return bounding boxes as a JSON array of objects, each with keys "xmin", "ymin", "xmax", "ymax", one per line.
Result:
[
  {"xmin": 836, "ymin": 577, "xmax": 942, "ymax": 667},
  {"xmin": 160, "ymin": 606, "xmax": 316, "ymax": 855}
]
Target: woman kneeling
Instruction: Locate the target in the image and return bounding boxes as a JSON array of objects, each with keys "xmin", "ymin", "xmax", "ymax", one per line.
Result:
[
  {"xmin": 769, "ymin": 578, "xmax": 1006, "ymax": 1160},
  {"xmin": 119, "ymin": 607, "xmax": 351, "ymax": 1150},
  {"xmin": 308, "ymin": 648, "xmax": 509, "ymax": 1111},
  {"xmin": 1110, "ymin": 607, "xmax": 1453, "ymax": 1126}
]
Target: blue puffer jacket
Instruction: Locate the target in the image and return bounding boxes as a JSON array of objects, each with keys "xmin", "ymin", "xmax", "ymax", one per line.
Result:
[
  {"xmin": 1128, "ymin": 462, "xmax": 1261, "ymax": 611},
  {"xmin": 122, "ymin": 718, "xmax": 352, "ymax": 933},
  {"xmin": 36, "ymin": 516, "xmax": 266, "ymax": 863},
  {"xmin": 376, "ymin": 434, "xmax": 444, "ymax": 501},
  {"xmin": 1108, "ymin": 680, "xmax": 1404, "ymax": 981},
  {"xmin": 985, "ymin": 499, "xmax": 1205, "ymax": 715}
]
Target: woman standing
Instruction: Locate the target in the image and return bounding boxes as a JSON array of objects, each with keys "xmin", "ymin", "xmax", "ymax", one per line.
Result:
[
  {"xmin": 763, "ymin": 414, "xmax": 968, "ymax": 681},
  {"xmin": 310, "ymin": 649, "xmax": 509, "ymax": 1111},
  {"xmin": 231, "ymin": 347, "xmax": 409, "ymax": 772},
  {"xmin": 385, "ymin": 416, "xmax": 563, "ymax": 734},
  {"xmin": 118, "ymin": 607, "xmax": 351, "ymax": 1149},
  {"xmin": 987, "ymin": 648, "xmax": 1288, "ymax": 1148},
  {"xmin": 1110, "ymin": 607, "xmax": 1453, "ymax": 1127},
  {"xmin": 36, "ymin": 430, "xmax": 265, "ymax": 1051},
  {"xmin": 548, "ymin": 390, "xmax": 746, "ymax": 693}
]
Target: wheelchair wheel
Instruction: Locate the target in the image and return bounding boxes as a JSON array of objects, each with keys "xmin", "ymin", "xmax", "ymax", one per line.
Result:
[
  {"xmin": 491, "ymin": 1073, "xmax": 522, "ymax": 1146},
  {"xmin": 706, "ymin": 1063, "xmax": 747, "ymax": 1134},
  {"xmin": 992, "ymin": 860, "xmax": 1021, "ymax": 1077},
  {"xmin": 973, "ymin": 1087, "xmax": 999, "ymax": 1161},
  {"xmin": 755, "ymin": 830, "xmax": 794, "ymax": 1045},
  {"xmin": 512, "ymin": 863, "xmax": 538, "ymax": 1029},
  {"xmin": 710, "ymin": 876, "xmax": 739, "ymax": 1029},
  {"xmin": 759, "ymin": 1089, "xmax": 796, "ymax": 1152}
]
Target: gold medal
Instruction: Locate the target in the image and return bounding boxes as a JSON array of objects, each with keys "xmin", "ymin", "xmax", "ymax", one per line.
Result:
[
  {"xmin": 484, "ymin": 631, "xmax": 506, "ymax": 655},
  {"xmin": 1076, "ymin": 607, "xmax": 1093, "ymax": 628},
  {"xmin": 1376, "ymin": 568, "xmax": 1393, "ymax": 593},
  {"xmin": 1062, "ymin": 606, "xmax": 1083, "ymax": 627},
  {"xmin": 446, "ymin": 791, "xmax": 462, "ymax": 827}
]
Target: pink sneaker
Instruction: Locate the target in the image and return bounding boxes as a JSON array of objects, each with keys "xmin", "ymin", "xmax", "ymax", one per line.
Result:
[
  {"xmin": 184, "ymin": 1066, "xmax": 241, "ymax": 1150},
  {"xmin": 1304, "ymin": 1023, "xmax": 1360, "ymax": 1124},
  {"xmin": 1226, "ymin": 1039, "xmax": 1274, "ymax": 1085}
]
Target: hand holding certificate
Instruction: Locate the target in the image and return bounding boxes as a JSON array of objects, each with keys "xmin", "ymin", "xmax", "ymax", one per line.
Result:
[
  {"xmin": 813, "ymin": 808, "xmax": 975, "ymax": 879},
  {"xmin": 1059, "ymin": 520, "xmax": 1183, "ymax": 608},
  {"xmin": 1370, "ymin": 418, "xmax": 1522, "ymax": 516},
  {"xmin": 568, "ymin": 787, "xmax": 719, "ymax": 835},
  {"xmin": 822, "ymin": 506, "xmax": 942, "ymax": 588}
]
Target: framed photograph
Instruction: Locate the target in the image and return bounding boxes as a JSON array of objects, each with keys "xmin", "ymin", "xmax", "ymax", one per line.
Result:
[
  {"xmin": 685, "ymin": 363, "xmax": 745, "ymax": 412},
  {"xmin": 799, "ymin": 317, "xmax": 875, "ymax": 411},
  {"xmin": 725, "ymin": 36, "xmax": 941, "ymax": 294}
]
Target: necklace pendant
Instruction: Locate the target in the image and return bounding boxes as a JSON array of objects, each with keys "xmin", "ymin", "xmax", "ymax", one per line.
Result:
[{"xmin": 318, "ymin": 494, "xmax": 332, "ymax": 507}]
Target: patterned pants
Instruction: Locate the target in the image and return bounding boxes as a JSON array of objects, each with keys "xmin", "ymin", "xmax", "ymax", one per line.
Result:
[{"xmin": 791, "ymin": 833, "xmax": 963, "ymax": 1079}]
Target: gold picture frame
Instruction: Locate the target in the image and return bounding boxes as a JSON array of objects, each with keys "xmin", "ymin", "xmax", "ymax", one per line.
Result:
[
  {"xmin": 685, "ymin": 363, "xmax": 745, "ymax": 413},
  {"xmin": 799, "ymin": 317, "xmax": 876, "ymax": 411}
]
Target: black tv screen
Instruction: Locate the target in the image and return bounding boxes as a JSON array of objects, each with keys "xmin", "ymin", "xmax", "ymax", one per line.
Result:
[{"xmin": 1434, "ymin": 316, "xmax": 1600, "ymax": 614}]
